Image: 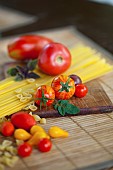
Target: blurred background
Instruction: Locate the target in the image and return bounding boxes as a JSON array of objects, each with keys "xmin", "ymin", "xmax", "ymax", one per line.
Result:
[{"xmin": 0, "ymin": 0, "xmax": 113, "ymax": 53}]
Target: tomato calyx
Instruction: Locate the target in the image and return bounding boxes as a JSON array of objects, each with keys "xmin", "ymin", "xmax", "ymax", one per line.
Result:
[
  {"xmin": 35, "ymin": 90, "xmax": 52, "ymax": 110},
  {"xmin": 59, "ymin": 78, "xmax": 72, "ymax": 92}
]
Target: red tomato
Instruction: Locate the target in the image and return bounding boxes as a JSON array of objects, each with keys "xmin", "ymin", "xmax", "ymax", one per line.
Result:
[
  {"xmin": 11, "ymin": 111, "xmax": 36, "ymax": 131},
  {"xmin": 34, "ymin": 85, "xmax": 55, "ymax": 107},
  {"xmin": 74, "ymin": 84, "xmax": 88, "ymax": 98},
  {"xmin": 51, "ymin": 75, "xmax": 75, "ymax": 100},
  {"xmin": 0, "ymin": 121, "xmax": 15, "ymax": 137},
  {"xmin": 18, "ymin": 142, "xmax": 32, "ymax": 157},
  {"xmin": 8, "ymin": 35, "xmax": 53, "ymax": 60},
  {"xmin": 38, "ymin": 42, "xmax": 71, "ymax": 76},
  {"xmin": 37, "ymin": 138, "xmax": 52, "ymax": 152}
]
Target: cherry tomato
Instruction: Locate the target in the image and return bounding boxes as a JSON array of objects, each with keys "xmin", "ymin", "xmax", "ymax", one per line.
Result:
[
  {"xmin": 34, "ymin": 85, "xmax": 55, "ymax": 107},
  {"xmin": 0, "ymin": 121, "xmax": 15, "ymax": 137},
  {"xmin": 18, "ymin": 142, "xmax": 32, "ymax": 157},
  {"xmin": 37, "ymin": 138, "xmax": 52, "ymax": 152},
  {"xmin": 51, "ymin": 75, "xmax": 75, "ymax": 100},
  {"xmin": 8, "ymin": 35, "xmax": 53, "ymax": 60},
  {"xmin": 74, "ymin": 84, "xmax": 88, "ymax": 98},
  {"xmin": 38, "ymin": 42, "xmax": 71, "ymax": 76}
]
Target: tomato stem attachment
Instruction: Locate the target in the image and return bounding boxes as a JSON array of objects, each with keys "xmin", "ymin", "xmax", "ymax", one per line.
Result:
[
  {"xmin": 35, "ymin": 90, "xmax": 53, "ymax": 110},
  {"xmin": 56, "ymin": 56, "xmax": 63, "ymax": 64},
  {"xmin": 59, "ymin": 77, "xmax": 72, "ymax": 92}
]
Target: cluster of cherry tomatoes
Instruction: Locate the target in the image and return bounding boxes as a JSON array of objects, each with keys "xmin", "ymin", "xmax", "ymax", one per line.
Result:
[
  {"xmin": 0, "ymin": 112, "xmax": 69, "ymax": 157},
  {"xmin": 34, "ymin": 74, "xmax": 88, "ymax": 108},
  {"xmin": 0, "ymin": 112, "xmax": 52, "ymax": 157}
]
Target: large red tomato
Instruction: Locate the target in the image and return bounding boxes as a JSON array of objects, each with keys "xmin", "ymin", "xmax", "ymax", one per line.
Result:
[
  {"xmin": 51, "ymin": 75, "xmax": 75, "ymax": 100},
  {"xmin": 38, "ymin": 42, "xmax": 71, "ymax": 76},
  {"xmin": 8, "ymin": 35, "xmax": 53, "ymax": 60}
]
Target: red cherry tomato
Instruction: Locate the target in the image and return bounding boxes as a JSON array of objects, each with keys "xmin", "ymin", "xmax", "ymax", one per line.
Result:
[
  {"xmin": 51, "ymin": 75, "xmax": 75, "ymax": 100},
  {"xmin": 38, "ymin": 42, "xmax": 71, "ymax": 76},
  {"xmin": 18, "ymin": 142, "xmax": 32, "ymax": 157},
  {"xmin": 37, "ymin": 138, "xmax": 52, "ymax": 152},
  {"xmin": 8, "ymin": 35, "xmax": 53, "ymax": 60},
  {"xmin": 34, "ymin": 85, "xmax": 55, "ymax": 107},
  {"xmin": 74, "ymin": 84, "xmax": 88, "ymax": 98},
  {"xmin": 0, "ymin": 121, "xmax": 15, "ymax": 137}
]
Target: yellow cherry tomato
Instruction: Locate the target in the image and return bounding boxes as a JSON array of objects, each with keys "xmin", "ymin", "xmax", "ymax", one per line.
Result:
[
  {"xmin": 14, "ymin": 129, "xmax": 31, "ymax": 141},
  {"xmin": 27, "ymin": 131, "xmax": 50, "ymax": 146},
  {"xmin": 30, "ymin": 125, "xmax": 45, "ymax": 135},
  {"xmin": 48, "ymin": 126, "xmax": 69, "ymax": 138}
]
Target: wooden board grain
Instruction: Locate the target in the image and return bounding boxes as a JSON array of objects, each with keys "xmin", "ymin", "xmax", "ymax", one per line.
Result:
[{"xmin": 1, "ymin": 27, "xmax": 113, "ymax": 170}]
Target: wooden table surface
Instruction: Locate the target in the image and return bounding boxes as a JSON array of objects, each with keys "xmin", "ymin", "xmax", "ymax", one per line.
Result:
[{"xmin": 0, "ymin": 1, "xmax": 113, "ymax": 170}]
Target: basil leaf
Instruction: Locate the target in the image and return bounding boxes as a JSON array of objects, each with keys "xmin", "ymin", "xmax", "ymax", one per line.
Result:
[
  {"xmin": 61, "ymin": 107, "xmax": 66, "ymax": 116},
  {"xmin": 7, "ymin": 68, "xmax": 18, "ymax": 76},
  {"xmin": 58, "ymin": 106, "xmax": 64, "ymax": 116},
  {"xmin": 53, "ymin": 100, "xmax": 80, "ymax": 116},
  {"xmin": 16, "ymin": 66, "xmax": 28, "ymax": 77},
  {"xmin": 27, "ymin": 72, "xmax": 40, "ymax": 79},
  {"xmin": 8, "ymin": 59, "xmax": 40, "ymax": 81},
  {"xmin": 66, "ymin": 104, "xmax": 80, "ymax": 114},
  {"xmin": 15, "ymin": 73, "xmax": 24, "ymax": 81},
  {"xmin": 27, "ymin": 59, "xmax": 37, "ymax": 71}
]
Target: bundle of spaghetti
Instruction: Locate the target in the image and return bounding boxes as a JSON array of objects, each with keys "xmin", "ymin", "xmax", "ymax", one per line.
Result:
[{"xmin": 0, "ymin": 44, "xmax": 113, "ymax": 118}]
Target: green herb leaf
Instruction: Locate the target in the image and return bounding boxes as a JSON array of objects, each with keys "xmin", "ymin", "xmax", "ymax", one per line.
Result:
[
  {"xmin": 16, "ymin": 65, "xmax": 27, "ymax": 77},
  {"xmin": 57, "ymin": 106, "xmax": 63, "ymax": 116},
  {"xmin": 7, "ymin": 59, "xmax": 40, "ymax": 81},
  {"xmin": 53, "ymin": 100, "xmax": 80, "ymax": 116},
  {"xmin": 66, "ymin": 104, "xmax": 80, "ymax": 114},
  {"xmin": 14, "ymin": 73, "xmax": 24, "ymax": 81},
  {"xmin": 27, "ymin": 72, "xmax": 40, "ymax": 79},
  {"xmin": 27, "ymin": 59, "xmax": 37, "ymax": 71},
  {"xmin": 7, "ymin": 68, "xmax": 18, "ymax": 76}
]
